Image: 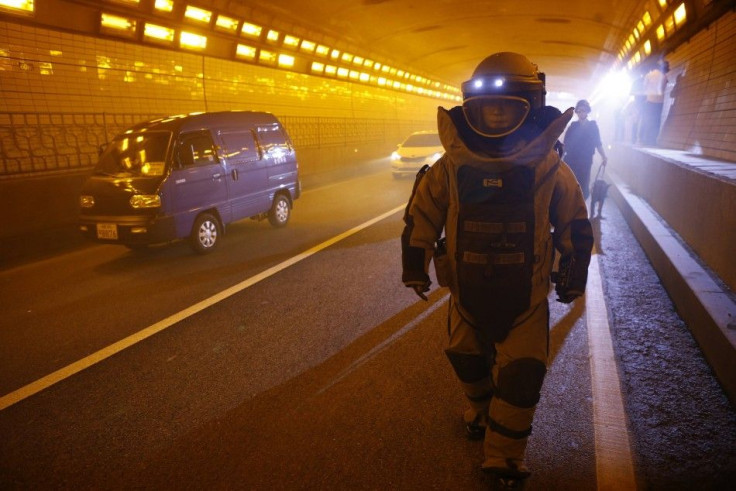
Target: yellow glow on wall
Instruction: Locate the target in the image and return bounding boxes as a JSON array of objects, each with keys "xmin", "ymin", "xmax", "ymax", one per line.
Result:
[
  {"xmin": 236, "ymin": 44, "xmax": 256, "ymax": 60},
  {"xmin": 278, "ymin": 54, "xmax": 295, "ymax": 68},
  {"xmin": 374, "ymin": 62, "xmax": 382, "ymax": 71},
  {"xmin": 259, "ymin": 49, "xmax": 277, "ymax": 64},
  {"xmin": 283, "ymin": 35, "xmax": 300, "ymax": 48},
  {"xmin": 184, "ymin": 6, "xmax": 212, "ymax": 24},
  {"xmin": 349, "ymin": 70, "xmax": 359, "ymax": 80},
  {"xmin": 658, "ymin": 0, "xmax": 668, "ymax": 9},
  {"xmin": 377, "ymin": 77, "xmax": 387, "ymax": 86},
  {"xmin": 637, "ymin": 20, "xmax": 645, "ymax": 33},
  {"xmin": 101, "ymin": 13, "xmax": 137, "ymax": 37},
  {"xmin": 341, "ymin": 52, "xmax": 354, "ymax": 63},
  {"xmin": 325, "ymin": 65, "xmax": 337, "ymax": 76},
  {"xmin": 266, "ymin": 30, "xmax": 280, "ymax": 43},
  {"xmin": 180, "ymin": 31, "xmax": 207, "ymax": 50},
  {"xmin": 311, "ymin": 62, "xmax": 325, "ymax": 73},
  {"xmin": 215, "ymin": 15, "xmax": 239, "ymax": 33},
  {"xmin": 330, "ymin": 49, "xmax": 340, "ymax": 60},
  {"xmin": 397, "ymin": 69, "xmax": 405, "ymax": 78},
  {"xmin": 353, "ymin": 56, "xmax": 364, "ymax": 65},
  {"xmin": 154, "ymin": 0, "xmax": 173, "ymax": 12},
  {"xmin": 381, "ymin": 65, "xmax": 390, "ymax": 73},
  {"xmin": 359, "ymin": 72, "xmax": 369, "ymax": 83},
  {"xmin": 633, "ymin": 51, "xmax": 641, "ymax": 64},
  {"xmin": 337, "ymin": 67, "xmax": 349, "ymax": 78},
  {"xmin": 644, "ymin": 40, "xmax": 652, "ymax": 55},
  {"xmin": 144, "ymin": 23, "xmax": 175, "ymax": 43},
  {"xmin": 315, "ymin": 45, "xmax": 330, "ymax": 56},
  {"xmin": 633, "ymin": 28, "xmax": 640, "ymax": 40},
  {"xmin": 0, "ymin": 0, "xmax": 34, "ymax": 14},
  {"xmin": 643, "ymin": 11, "xmax": 652, "ymax": 27},
  {"xmin": 241, "ymin": 22, "xmax": 262, "ymax": 38},
  {"xmin": 665, "ymin": 15, "xmax": 675, "ymax": 35},
  {"xmin": 363, "ymin": 59, "xmax": 374, "ymax": 68},
  {"xmin": 300, "ymin": 40, "xmax": 316, "ymax": 53},
  {"xmin": 674, "ymin": 3, "xmax": 687, "ymax": 26}
]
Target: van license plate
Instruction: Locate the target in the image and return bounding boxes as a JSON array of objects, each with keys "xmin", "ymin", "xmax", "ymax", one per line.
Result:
[{"xmin": 97, "ymin": 223, "xmax": 118, "ymax": 240}]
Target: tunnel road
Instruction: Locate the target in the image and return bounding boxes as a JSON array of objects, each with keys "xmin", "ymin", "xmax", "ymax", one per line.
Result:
[{"xmin": 1, "ymin": 167, "xmax": 734, "ymax": 489}]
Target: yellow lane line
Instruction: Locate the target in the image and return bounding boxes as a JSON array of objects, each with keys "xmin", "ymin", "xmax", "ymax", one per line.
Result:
[
  {"xmin": 586, "ymin": 250, "xmax": 637, "ymax": 490},
  {"xmin": 0, "ymin": 205, "xmax": 406, "ymax": 411}
]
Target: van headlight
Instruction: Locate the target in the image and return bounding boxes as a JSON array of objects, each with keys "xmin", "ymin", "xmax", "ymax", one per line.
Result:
[
  {"xmin": 130, "ymin": 194, "xmax": 161, "ymax": 208},
  {"xmin": 80, "ymin": 195, "xmax": 95, "ymax": 208},
  {"xmin": 391, "ymin": 151, "xmax": 400, "ymax": 161}
]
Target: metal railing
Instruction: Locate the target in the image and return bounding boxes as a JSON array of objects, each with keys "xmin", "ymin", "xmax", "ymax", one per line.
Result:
[{"xmin": 0, "ymin": 112, "xmax": 432, "ymax": 177}]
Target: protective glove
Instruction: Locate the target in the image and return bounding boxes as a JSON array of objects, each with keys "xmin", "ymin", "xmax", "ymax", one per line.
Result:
[
  {"xmin": 405, "ymin": 279, "xmax": 431, "ymax": 301},
  {"xmin": 551, "ymin": 254, "xmax": 586, "ymax": 304},
  {"xmin": 555, "ymin": 285, "xmax": 584, "ymax": 304}
]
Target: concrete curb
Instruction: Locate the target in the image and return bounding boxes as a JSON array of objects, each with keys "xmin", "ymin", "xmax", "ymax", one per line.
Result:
[{"xmin": 608, "ymin": 171, "xmax": 736, "ymax": 406}]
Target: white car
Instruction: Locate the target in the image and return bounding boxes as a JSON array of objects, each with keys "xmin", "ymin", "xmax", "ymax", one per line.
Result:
[{"xmin": 390, "ymin": 131, "xmax": 444, "ymax": 178}]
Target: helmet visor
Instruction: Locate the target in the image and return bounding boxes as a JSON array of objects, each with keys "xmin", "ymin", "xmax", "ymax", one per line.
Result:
[{"xmin": 462, "ymin": 95, "xmax": 531, "ymax": 138}]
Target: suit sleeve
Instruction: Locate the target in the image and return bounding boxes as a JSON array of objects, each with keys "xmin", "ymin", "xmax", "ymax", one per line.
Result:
[
  {"xmin": 549, "ymin": 161, "xmax": 594, "ymax": 290},
  {"xmin": 401, "ymin": 158, "xmax": 449, "ymax": 285}
]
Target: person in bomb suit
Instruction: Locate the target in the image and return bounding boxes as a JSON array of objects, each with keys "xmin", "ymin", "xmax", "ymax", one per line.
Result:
[{"xmin": 401, "ymin": 52, "xmax": 593, "ymax": 488}]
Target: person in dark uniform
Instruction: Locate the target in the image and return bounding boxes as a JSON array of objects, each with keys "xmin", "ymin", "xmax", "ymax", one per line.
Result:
[{"xmin": 563, "ymin": 99, "xmax": 607, "ymax": 199}]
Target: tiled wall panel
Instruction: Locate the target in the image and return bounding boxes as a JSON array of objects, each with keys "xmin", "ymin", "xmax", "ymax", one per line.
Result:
[
  {"xmin": 660, "ymin": 10, "xmax": 736, "ymax": 162},
  {"xmin": 0, "ymin": 21, "xmax": 443, "ymax": 175}
]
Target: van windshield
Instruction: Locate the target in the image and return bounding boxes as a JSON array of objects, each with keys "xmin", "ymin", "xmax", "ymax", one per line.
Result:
[
  {"xmin": 403, "ymin": 133, "xmax": 441, "ymax": 147},
  {"xmin": 95, "ymin": 132, "xmax": 171, "ymax": 177}
]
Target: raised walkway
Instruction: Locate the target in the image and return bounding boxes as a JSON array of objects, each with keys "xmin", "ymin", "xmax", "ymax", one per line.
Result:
[{"xmin": 607, "ymin": 143, "xmax": 736, "ymax": 406}]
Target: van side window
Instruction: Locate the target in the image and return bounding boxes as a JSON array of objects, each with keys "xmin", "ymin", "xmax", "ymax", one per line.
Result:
[
  {"xmin": 219, "ymin": 131, "xmax": 260, "ymax": 164},
  {"xmin": 256, "ymin": 125, "xmax": 292, "ymax": 162},
  {"xmin": 178, "ymin": 132, "xmax": 218, "ymax": 167}
]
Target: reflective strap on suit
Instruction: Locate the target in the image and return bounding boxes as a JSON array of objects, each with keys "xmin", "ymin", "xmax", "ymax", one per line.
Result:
[
  {"xmin": 462, "ymin": 251, "xmax": 525, "ymax": 265},
  {"xmin": 463, "ymin": 221, "xmax": 527, "ymax": 234}
]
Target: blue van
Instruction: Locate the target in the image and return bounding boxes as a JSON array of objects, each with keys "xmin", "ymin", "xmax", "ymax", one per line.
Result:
[{"xmin": 78, "ymin": 111, "xmax": 300, "ymax": 253}]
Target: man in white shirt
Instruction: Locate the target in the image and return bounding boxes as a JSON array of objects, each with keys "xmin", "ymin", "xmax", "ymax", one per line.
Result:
[{"xmin": 642, "ymin": 59, "xmax": 669, "ymax": 145}]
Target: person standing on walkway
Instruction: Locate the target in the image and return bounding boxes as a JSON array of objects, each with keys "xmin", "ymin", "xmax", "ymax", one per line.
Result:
[
  {"xmin": 563, "ymin": 99, "xmax": 607, "ymax": 199},
  {"xmin": 401, "ymin": 52, "xmax": 593, "ymax": 489},
  {"xmin": 642, "ymin": 59, "xmax": 669, "ymax": 145}
]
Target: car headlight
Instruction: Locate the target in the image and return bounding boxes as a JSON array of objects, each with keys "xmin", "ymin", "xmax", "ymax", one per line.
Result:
[
  {"xmin": 391, "ymin": 151, "xmax": 400, "ymax": 160},
  {"xmin": 80, "ymin": 195, "xmax": 95, "ymax": 208},
  {"xmin": 130, "ymin": 194, "xmax": 161, "ymax": 208}
]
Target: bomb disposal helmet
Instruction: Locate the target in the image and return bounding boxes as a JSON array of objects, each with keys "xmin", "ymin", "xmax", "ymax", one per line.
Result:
[{"xmin": 461, "ymin": 52, "xmax": 546, "ymax": 137}]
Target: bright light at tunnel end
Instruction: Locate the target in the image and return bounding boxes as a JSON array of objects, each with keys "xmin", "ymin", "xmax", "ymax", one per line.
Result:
[{"xmin": 591, "ymin": 69, "xmax": 632, "ymax": 106}]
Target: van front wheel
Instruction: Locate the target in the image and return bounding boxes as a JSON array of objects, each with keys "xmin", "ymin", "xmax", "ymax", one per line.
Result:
[
  {"xmin": 268, "ymin": 195, "xmax": 290, "ymax": 227},
  {"xmin": 190, "ymin": 213, "xmax": 221, "ymax": 254}
]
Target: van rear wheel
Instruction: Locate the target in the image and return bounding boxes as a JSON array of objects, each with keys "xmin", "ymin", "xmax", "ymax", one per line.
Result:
[
  {"xmin": 190, "ymin": 213, "xmax": 221, "ymax": 254},
  {"xmin": 268, "ymin": 194, "xmax": 290, "ymax": 227}
]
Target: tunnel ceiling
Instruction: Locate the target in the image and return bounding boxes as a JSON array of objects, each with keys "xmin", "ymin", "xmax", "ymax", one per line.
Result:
[{"xmin": 227, "ymin": 0, "xmax": 643, "ymax": 99}]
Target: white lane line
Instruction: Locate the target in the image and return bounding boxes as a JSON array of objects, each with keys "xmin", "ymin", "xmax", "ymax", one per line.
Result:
[
  {"xmin": 0, "ymin": 205, "xmax": 406, "ymax": 411},
  {"xmin": 316, "ymin": 293, "xmax": 450, "ymax": 395},
  {"xmin": 586, "ymin": 250, "xmax": 637, "ymax": 490}
]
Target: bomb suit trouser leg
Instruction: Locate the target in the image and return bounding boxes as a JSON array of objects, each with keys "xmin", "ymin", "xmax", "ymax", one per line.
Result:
[
  {"xmin": 445, "ymin": 298, "xmax": 494, "ymax": 423},
  {"xmin": 446, "ymin": 298, "xmax": 550, "ymax": 470}
]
